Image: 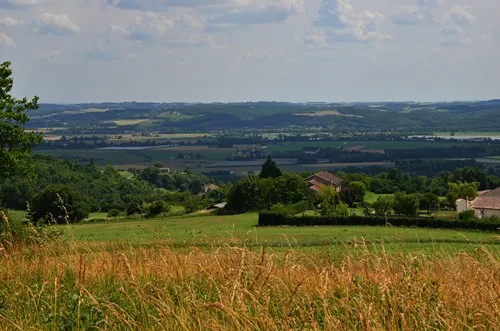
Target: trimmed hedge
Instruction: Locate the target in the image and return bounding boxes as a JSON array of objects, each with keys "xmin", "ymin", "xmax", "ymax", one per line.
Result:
[{"xmin": 258, "ymin": 212, "xmax": 500, "ymax": 231}]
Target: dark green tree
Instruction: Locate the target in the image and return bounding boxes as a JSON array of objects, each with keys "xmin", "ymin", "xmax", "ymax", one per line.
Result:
[
  {"xmin": 227, "ymin": 175, "xmax": 262, "ymax": 212},
  {"xmin": 31, "ymin": 184, "xmax": 90, "ymax": 224},
  {"xmin": 0, "ymin": 61, "xmax": 43, "ymax": 179},
  {"xmin": 372, "ymin": 195, "xmax": 394, "ymax": 215},
  {"xmin": 419, "ymin": 192, "xmax": 440, "ymax": 213},
  {"xmin": 259, "ymin": 155, "xmax": 282, "ymax": 178},
  {"xmin": 341, "ymin": 181, "xmax": 367, "ymax": 207},
  {"xmin": 393, "ymin": 192, "xmax": 420, "ymax": 217}
]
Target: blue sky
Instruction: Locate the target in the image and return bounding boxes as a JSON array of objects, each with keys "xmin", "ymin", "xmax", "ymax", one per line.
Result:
[{"xmin": 0, "ymin": 0, "xmax": 498, "ymax": 103}]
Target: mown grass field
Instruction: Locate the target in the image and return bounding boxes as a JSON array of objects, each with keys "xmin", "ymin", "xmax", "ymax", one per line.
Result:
[{"xmin": 62, "ymin": 213, "xmax": 500, "ymax": 252}]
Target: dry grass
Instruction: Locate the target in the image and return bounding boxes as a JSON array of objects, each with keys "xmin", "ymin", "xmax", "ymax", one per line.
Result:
[{"xmin": 0, "ymin": 240, "xmax": 498, "ymax": 330}]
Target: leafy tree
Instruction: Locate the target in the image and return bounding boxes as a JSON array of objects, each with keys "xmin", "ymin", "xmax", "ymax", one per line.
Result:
[
  {"xmin": 259, "ymin": 155, "xmax": 282, "ymax": 178},
  {"xmin": 453, "ymin": 167, "xmax": 488, "ymax": 190},
  {"xmin": 0, "ymin": 61, "xmax": 43, "ymax": 179},
  {"xmin": 127, "ymin": 201, "xmax": 143, "ymax": 216},
  {"xmin": 153, "ymin": 161, "xmax": 164, "ymax": 168},
  {"xmin": 147, "ymin": 201, "xmax": 169, "ymax": 217},
  {"xmin": 341, "ymin": 181, "xmax": 367, "ymax": 207},
  {"xmin": 275, "ymin": 173, "xmax": 309, "ymax": 205},
  {"xmin": 320, "ymin": 191, "xmax": 349, "ymax": 217},
  {"xmin": 315, "ymin": 185, "xmax": 339, "ymax": 204},
  {"xmin": 372, "ymin": 195, "xmax": 394, "ymax": 215},
  {"xmin": 0, "ymin": 177, "xmax": 35, "ymax": 210},
  {"xmin": 393, "ymin": 192, "xmax": 420, "ymax": 217},
  {"xmin": 189, "ymin": 179, "xmax": 203, "ymax": 194},
  {"xmin": 227, "ymin": 175, "xmax": 262, "ymax": 212},
  {"xmin": 448, "ymin": 181, "xmax": 479, "ymax": 201},
  {"xmin": 31, "ymin": 184, "xmax": 90, "ymax": 224},
  {"xmin": 419, "ymin": 192, "xmax": 440, "ymax": 213}
]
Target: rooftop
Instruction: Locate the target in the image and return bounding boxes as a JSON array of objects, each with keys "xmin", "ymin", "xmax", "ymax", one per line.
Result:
[
  {"xmin": 308, "ymin": 171, "xmax": 343, "ymax": 186},
  {"xmin": 471, "ymin": 187, "xmax": 500, "ymax": 210}
]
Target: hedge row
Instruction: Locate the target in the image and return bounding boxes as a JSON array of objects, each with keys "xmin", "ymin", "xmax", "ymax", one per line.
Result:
[{"xmin": 258, "ymin": 212, "xmax": 500, "ymax": 231}]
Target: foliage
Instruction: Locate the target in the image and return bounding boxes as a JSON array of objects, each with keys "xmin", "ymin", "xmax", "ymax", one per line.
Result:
[
  {"xmin": 320, "ymin": 190, "xmax": 349, "ymax": 217},
  {"xmin": 227, "ymin": 175, "xmax": 262, "ymax": 212},
  {"xmin": 258, "ymin": 211, "xmax": 500, "ymax": 231},
  {"xmin": 31, "ymin": 184, "xmax": 90, "ymax": 224},
  {"xmin": 107, "ymin": 209, "xmax": 121, "ymax": 218},
  {"xmin": 146, "ymin": 201, "xmax": 169, "ymax": 217},
  {"xmin": 127, "ymin": 202, "xmax": 143, "ymax": 216},
  {"xmin": 228, "ymin": 173, "xmax": 309, "ymax": 213},
  {"xmin": 138, "ymin": 167, "xmax": 212, "ymax": 192},
  {"xmin": 0, "ymin": 61, "xmax": 43, "ymax": 179},
  {"xmin": 448, "ymin": 181, "xmax": 479, "ymax": 201},
  {"xmin": 341, "ymin": 181, "xmax": 367, "ymax": 207},
  {"xmin": 393, "ymin": 192, "xmax": 420, "ymax": 217},
  {"xmin": 1, "ymin": 156, "xmax": 165, "ymax": 213},
  {"xmin": 458, "ymin": 210, "xmax": 477, "ymax": 222},
  {"xmin": 372, "ymin": 195, "xmax": 394, "ymax": 215},
  {"xmin": 259, "ymin": 155, "xmax": 282, "ymax": 178},
  {"xmin": 419, "ymin": 192, "xmax": 440, "ymax": 213}
]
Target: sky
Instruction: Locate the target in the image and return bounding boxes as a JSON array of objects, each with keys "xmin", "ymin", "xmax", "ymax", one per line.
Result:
[{"xmin": 0, "ymin": 0, "xmax": 499, "ymax": 103}]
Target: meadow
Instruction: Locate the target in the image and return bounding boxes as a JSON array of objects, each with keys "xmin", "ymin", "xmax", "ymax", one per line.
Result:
[
  {"xmin": 2, "ymin": 211, "xmax": 500, "ymax": 329},
  {"xmin": 63, "ymin": 213, "xmax": 500, "ymax": 250}
]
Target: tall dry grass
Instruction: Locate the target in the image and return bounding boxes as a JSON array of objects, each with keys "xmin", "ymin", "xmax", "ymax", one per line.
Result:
[{"xmin": 0, "ymin": 239, "xmax": 498, "ymax": 330}]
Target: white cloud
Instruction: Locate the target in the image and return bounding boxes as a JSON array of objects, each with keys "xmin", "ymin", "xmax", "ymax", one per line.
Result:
[
  {"xmin": 0, "ymin": 32, "xmax": 16, "ymax": 47},
  {"xmin": 108, "ymin": 12, "xmax": 173, "ymax": 41},
  {"xmin": 207, "ymin": 2, "xmax": 299, "ymax": 26},
  {"xmin": 41, "ymin": 50, "xmax": 61, "ymax": 62},
  {"xmin": 439, "ymin": 36, "xmax": 473, "ymax": 47},
  {"xmin": 0, "ymin": 16, "xmax": 24, "ymax": 27},
  {"xmin": 417, "ymin": 0, "xmax": 442, "ymax": 9},
  {"xmin": 0, "ymin": 0, "xmax": 39, "ymax": 9},
  {"xmin": 312, "ymin": 0, "xmax": 390, "ymax": 44},
  {"xmin": 34, "ymin": 13, "xmax": 81, "ymax": 35},
  {"xmin": 392, "ymin": 6, "xmax": 429, "ymax": 25},
  {"xmin": 445, "ymin": 6, "xmax": 475, "ymax": 26},
  {"xmin": 441, "ymin": 25, "xmax": 462, "ymax": 36},
  {"xmin": 104, "ymin": 0, "xmax": 227, "ymax": 11},
  {"xmin": 85, "ymin": 37, "xmax": 122, "ymax": 60}
]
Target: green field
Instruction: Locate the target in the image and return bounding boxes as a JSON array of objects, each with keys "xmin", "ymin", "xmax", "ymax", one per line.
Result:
[
  {"xmin": 62, "ymin": 213, "xmax": 499, "ymax": 251},
  {"xmin": 265, "ymin": 140, "xmax": 476, "ymax": 153}
]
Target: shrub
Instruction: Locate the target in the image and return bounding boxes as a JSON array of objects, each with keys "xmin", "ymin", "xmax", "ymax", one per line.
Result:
[
  {"xmin": 127, "ymin": 202, "xmax": 143, "ymax": 216},
  {"xmin": 458, "ymin": 210, "xmax": 477, "ymax": 222},
  {"xmin": 147, "ymin": 201, "xmax": 169, "ymax": 217},
  {"xmin": 31, "ymin": 185, "xmax": 90, "ymax": 224},
  {"xmin": 107, "ymin": 209, "xmax": 121, "ymax": 218},
  {"xmin": 258, "ymin": 211, "xmax": 500, "ymax": 231}
]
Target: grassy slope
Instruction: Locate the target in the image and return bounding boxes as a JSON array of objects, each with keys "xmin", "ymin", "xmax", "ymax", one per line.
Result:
[{"xmin": 63, "ymin": 214, "xmax": 499, "ymax": 251}]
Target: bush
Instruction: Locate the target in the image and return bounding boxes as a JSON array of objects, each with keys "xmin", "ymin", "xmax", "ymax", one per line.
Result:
[
  {"xmin": 31, "ymin": 185, "xmax": 90, "ymax": 224},
  {"xmin": 258, "ymin": 211, "xmax": 500, "ymax": 231},
  {"xmin": 458, "ymin": 210, "xmax": 477, "ymax": 222},
  {"xmin": 127, "ymin": 202, "xmax": 143, "ymax": 216},
  {"xmin": 107, "ymin": 209, "xmax": 121, "ymax": 218},
  {"xmin": 147, "ymin": 201, "xmax": 170, "ymax": 217}
]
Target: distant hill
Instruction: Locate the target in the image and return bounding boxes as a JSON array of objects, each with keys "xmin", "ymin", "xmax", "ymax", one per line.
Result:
[{"xmin": 27, "ymin": 101, "xmax": 500, "ymax": 133}]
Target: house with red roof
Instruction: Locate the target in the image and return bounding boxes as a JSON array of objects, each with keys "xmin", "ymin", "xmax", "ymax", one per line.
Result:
[
  {"xmin": 306, "ymin": 171, "xmax": 343, "ymax": 193},
  {"xmin": 456, "ymin": 187, "xmax": 500, "ymax": 219}
]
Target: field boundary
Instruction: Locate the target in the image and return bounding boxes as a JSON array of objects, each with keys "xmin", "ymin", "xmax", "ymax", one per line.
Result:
[{"xmin": 258, "ymin": 212, "xmax": 500, "ymax": 231}]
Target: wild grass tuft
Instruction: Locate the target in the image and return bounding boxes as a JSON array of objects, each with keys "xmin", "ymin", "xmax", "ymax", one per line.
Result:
[{"xmin": 0, "ymin": 238, "xmax": 498, "ymax": 330}]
